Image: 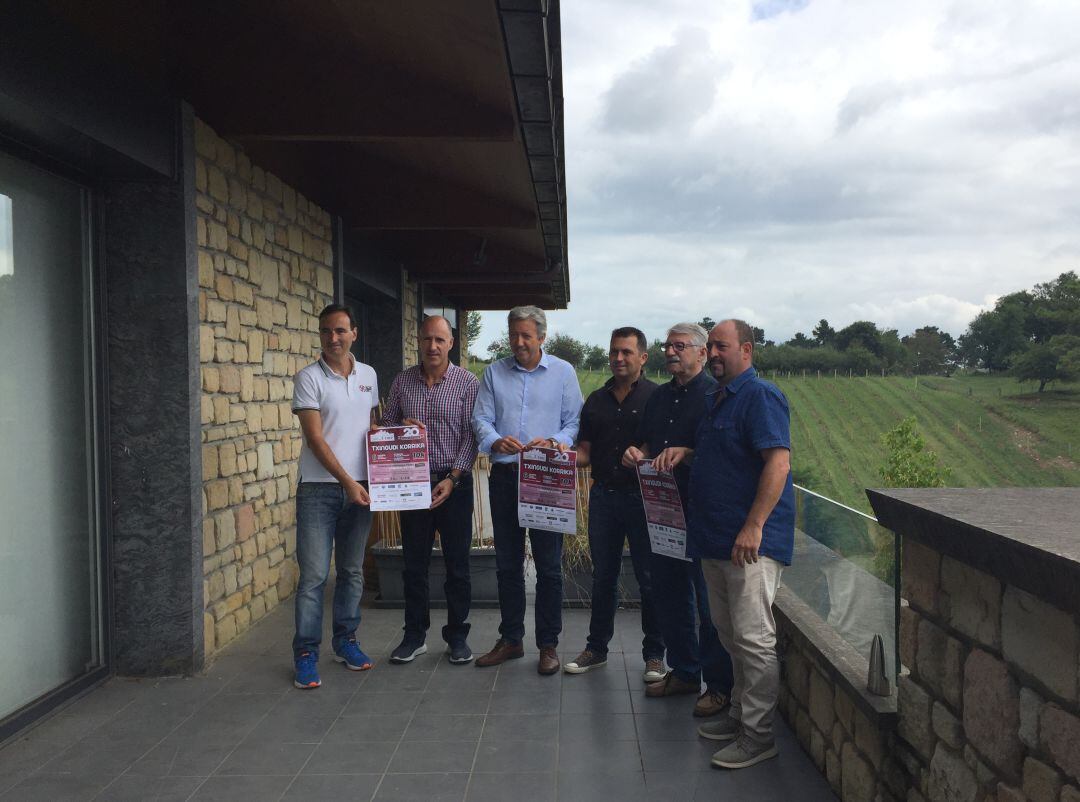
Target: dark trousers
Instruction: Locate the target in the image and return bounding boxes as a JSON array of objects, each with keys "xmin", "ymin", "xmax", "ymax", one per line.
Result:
[
  {"xmin": 650, "ymin": 552, "xmax": 734, "ymax": 694},
  {"xmin": 488, "ymin": 466, "xmax": 563, "ymax": 648},
  {"xmin": 400, "ymin": 474, "xmax": 474, "ymax": 645},
  {"xmin": 586, "ymin": 485, "xmax": 664, "ymax": 661}
]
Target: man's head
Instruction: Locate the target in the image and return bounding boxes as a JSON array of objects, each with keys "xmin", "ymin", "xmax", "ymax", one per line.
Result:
[
  {"xmin": 663, "ymin": 322, "xmax": 707, "ymax": 383},
  {"xmin": 608, "ymin": 326, "xmax": 649, "ymax": 382},
  {"xmin": 507, "ymin": 305, "xmax": 547, "ymax": 369},
  {"xmin": 318, "ymin": 303, "xmax": 358, "ymax": 359},
  {"xmin": 419, "ymin": 315, "xmax": 454, "ymax": 372},
  {"xmin": 707, "ymin": 319, "xmax": 754, "ymax": 385}
]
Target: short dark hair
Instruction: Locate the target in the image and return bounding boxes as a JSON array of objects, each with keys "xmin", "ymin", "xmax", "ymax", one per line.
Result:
[
  {"xmin": 724, "ymin": 319, "xmax": 755, "ymax": 347},
  {"xmin": 319, "ymin": 303, "xmax": 358, "ymax": 330},
  {"xmin": 610, "ymin": 326, "xmax": 648, "ymax": 353}
]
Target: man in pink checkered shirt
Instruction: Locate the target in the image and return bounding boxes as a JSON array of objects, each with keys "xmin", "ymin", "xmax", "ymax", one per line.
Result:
[{"xmin": 380, "ymin": 315, "xmax": 480, "ymax": 665}]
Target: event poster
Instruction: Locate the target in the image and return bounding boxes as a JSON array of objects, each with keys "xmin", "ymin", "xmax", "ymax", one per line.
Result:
[
  {"xmin": 517, "ymin": 447, "xmax": 578, "ymax": 534},
  {"xmin": 636, "ymin": 460, "xmax": 690, "ymax": 561},
  {"xmin": 366, "ymin": 425, "xmax": 432, "ymax": 511}
]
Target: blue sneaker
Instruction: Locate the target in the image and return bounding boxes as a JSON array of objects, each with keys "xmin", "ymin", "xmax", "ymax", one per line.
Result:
[
  {"xmin": 447, "ymin": 641, "xmax": 473, "ymax": 665},
  {"xmin": 294, "ymin": 651, "xmax": 321, "ymax": 689},
  {"xmin": 334, "ymin": 639, "xmax": 374, "ymax": 671}
]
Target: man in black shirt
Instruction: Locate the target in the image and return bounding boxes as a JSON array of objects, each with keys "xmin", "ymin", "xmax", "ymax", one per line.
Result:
[
  {"xmin": 622, "ymin": 322, "xmax": 734, "ymax": 717},
  {"xmin": 566, "ymin": 327, "xmax": 664, "ymax": 678}
]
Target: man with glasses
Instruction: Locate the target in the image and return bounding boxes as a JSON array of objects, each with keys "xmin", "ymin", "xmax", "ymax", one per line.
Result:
[
  {"xmin": 564, "ymin": 327, "xmax": 663, "ymax": 680},
  {"xmin": 622, "ymin": 323, "xmax": 733, "ymax": 715}
]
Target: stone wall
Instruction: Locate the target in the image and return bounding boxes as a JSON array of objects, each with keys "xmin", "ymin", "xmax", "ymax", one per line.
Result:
[
  {"xmin": 776, "ymin": 588, "xmax": 902, "ymax": 802},
  {"xmin": 897, "ymin": 540, "xmax": 1080, "ymax": 802},
  {"xmin": 194, "ymin": 117, "xmax": 335, "ymax": 655}
]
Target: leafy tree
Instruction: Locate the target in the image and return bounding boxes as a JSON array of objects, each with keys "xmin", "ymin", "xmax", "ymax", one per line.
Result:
[
  {"xmin": 812, "ymin": 319, "xmax": 836, "ymax": 347},
  {"xmin": 583, "ymin": 344, "xmax": 608, "ymax": 371},
  {"xmin": 787, "ymin": 332, "xmax": 814, "ymax": 348},
  {"xmin": 462, "ymin": 311, "xmax": 482, "ymax": 357},
  {"xmin": 1012, "ymin": 334, "xmax": 1080, "ymax": 392},
  {"xmin": 645, "ymin": 339, "xmax": 668, "ymax": 374},
  {"xmin": 836, "ymin": 321, "xmax": 884, "ymax": 357},
  {"xmin": 487, "ymin": 336, "xmax": 511, "ymax": 360},
  {"xmin": 902, "ymin": 326, "xmax": 956, "ymax": 375},
  {"xmin": 879, "ymin": 417, "xmax": 950, "ymax": 489},
  {"xmin": 958, "ymin": 291, "xmax": 1034, "ymax": 371},
  {"xmin": 699, "ymin": 316, "xmax": 716, "ymax": 332},
  {"xmin": 752, "ymin": 326, "xmax": 766, "ymax": 346},
  {"xmin": 545, "ymin": 333, "xmax": 587, "ymax": 366}
]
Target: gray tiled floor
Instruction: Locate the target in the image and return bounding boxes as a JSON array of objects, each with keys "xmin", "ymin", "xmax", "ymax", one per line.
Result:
[{"xmin": 0, "ymin": 596, "xmax": 837, "ymax": 801}]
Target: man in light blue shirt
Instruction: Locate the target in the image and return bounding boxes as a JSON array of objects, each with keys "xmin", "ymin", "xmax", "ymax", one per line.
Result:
[{"xmin": 472, "ymin": 305, "xmax": 583, "ymax": 674}]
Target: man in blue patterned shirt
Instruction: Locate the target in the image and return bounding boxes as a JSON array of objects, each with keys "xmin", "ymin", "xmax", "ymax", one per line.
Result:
[{"xmin": 472, "ymin": 305, "xmax": 583, "ymax": 675}]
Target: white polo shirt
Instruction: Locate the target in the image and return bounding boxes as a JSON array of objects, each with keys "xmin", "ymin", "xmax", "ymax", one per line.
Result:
[{"xmin": 292, "ymin": 355, "xmax": 379, "ymax": 483}]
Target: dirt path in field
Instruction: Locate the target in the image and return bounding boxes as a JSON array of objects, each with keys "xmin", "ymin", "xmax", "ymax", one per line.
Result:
[{"xmin": 986, "ymin": 409, "xmax": 1078, "ymax": 470}]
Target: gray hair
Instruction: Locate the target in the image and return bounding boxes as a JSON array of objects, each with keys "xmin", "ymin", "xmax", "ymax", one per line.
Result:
[
  {"xmin": 508, "ymin": 305, "xmax": 547, "ymax": 338},
  {"xmin": 666, "ymin": 322, "xmax": 707, "ymax": 347}
]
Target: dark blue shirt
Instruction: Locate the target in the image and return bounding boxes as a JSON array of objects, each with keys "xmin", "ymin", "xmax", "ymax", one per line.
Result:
[
  {"xmin": 687, "ymin": 367, "xmax": 795, "ymax": 565},
  {"xmin": 636, "ymin": 369, "xmax": 717, "ymax": 509}
]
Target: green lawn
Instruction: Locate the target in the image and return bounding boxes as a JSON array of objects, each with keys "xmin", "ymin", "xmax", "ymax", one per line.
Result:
[{"xmin": 466, "ymin": 360, "xmax": 1080, "ymax": 513}]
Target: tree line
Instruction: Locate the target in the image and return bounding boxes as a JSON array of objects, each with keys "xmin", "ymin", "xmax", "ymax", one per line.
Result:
[{"xmin": 469, "ymin": 271, "xmax": 1080, "ymax": 391}]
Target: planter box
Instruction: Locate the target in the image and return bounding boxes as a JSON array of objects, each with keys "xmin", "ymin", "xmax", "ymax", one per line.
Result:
[
  {"xmin": 563, "ymin": 551, "xmax": 641, "ymax": 608},
  {"xmin": 372, "ymin": 546, "xmax": 499, "ymax": 608}
]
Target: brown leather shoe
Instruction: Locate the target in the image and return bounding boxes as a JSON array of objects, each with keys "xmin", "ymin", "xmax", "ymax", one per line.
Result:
[
  {"xmin": 475, "ymin": 639, "xmax": 524, "ymax": 668},
  {"xmin": 538, "ymin": 647, "xmax": 560, "ymax": 675},
  {"xmin": 694, "ymin": 689, "xmax": 730, "ymax": 717},
  {"xmin": 645, "ymin": 672, "xmax": 701, "ymax": 698}
]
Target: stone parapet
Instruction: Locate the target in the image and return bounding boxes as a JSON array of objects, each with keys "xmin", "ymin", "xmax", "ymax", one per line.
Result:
[
  {"xmin": 194, "ymin": 117, "xmax": 334, "ymax": 656},
  {"xmin": 868, "ymin": 488, "xmax": 1080, "ymax": 802}
]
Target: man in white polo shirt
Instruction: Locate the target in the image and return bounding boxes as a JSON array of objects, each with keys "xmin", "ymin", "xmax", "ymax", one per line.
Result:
[{"xmin": 290, "ymin": 304, "xmax": 379, "ymax": 689}]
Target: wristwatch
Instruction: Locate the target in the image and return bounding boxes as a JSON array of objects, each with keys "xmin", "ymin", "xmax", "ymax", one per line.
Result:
[{"xmin": 449, "ymin": 474, "xmax": 462, "ymax": 488}]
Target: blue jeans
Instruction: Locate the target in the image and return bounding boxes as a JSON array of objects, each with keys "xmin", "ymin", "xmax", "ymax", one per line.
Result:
[
  {"xmin": 586, "ymin": 485, "xmax": 664, "ymax": 661},
  {"xmin": 650, "ymin": 553, "xmax": 733, "ymax": 694},
  {"xmin": 400, "ymin": 474, "xmax": 474, "ymax": 645},
  {"xmin": 488, "ymin": 465, "xmax": 563, "ymax": 648},
  {"xmin": 292, "ymin": 482, "xmax": 373, "ymax": 659}
]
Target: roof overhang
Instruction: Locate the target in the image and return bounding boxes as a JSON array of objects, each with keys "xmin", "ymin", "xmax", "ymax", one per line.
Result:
[{"xmin": 37, "ymin": 0, "xmax": 570, "ymax": 309}]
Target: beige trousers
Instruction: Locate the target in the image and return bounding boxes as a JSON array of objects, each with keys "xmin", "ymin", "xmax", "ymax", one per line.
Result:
[{"xmin": 701, "ymin": 556, "xmax": 783, "ymax": 743}]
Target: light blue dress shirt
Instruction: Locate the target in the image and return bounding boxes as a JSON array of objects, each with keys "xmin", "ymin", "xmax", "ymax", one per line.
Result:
[{"xmin": 472, "ymin": 351, "xmax": 583, "ymax": 464}]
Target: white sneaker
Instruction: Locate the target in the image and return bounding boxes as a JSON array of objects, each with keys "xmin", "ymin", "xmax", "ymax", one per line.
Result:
[{"xmin": 643, "ymin": 658, "xmax": 667, "ymax": 683}]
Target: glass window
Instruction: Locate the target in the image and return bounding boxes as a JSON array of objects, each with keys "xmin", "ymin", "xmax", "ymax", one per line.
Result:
[{"xmin": 0, "ymin": 152, "xmax": 103, "ymax": 720}]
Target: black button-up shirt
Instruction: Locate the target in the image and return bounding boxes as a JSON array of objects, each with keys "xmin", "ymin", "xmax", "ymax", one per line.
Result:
[
  {"xmin": 636, "ymin": 369, "xmax": 718, "ymax": 504},
  {"xmin": 578, "ymin": 376, "xmax": 658, "ymax": 492}
]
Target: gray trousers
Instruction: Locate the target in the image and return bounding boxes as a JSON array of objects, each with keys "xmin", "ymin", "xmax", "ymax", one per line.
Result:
[{"xmin": 701, "ymin": 556, "xmax": 783, "ymax": 743}]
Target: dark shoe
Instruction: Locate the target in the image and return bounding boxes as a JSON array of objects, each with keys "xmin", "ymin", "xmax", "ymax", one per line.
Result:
[
  {"xmin": 643, "ymin": 658, "xmax": 667, "ymax": 684},
  {"xmin": 538, "ymin": 647, "xmax": 560, "ymax": 675},
  {"xmin": 475, "ymin": 639, "xmax": 524, "ymax": 668},
  {"xmin": 645, "ymin": 672, "xmax": 700, "ymax": 698},
  {"xmin": 694, "ymin": 689, "xmax": 730, "ymax": 718},
  {"xmin": 698, "ymin": 712, "xmax": 740, "ymax": 741},
  {"xmin": 564, "ymin": 649, "xmax": 606, "ymax": 674},
  {"xmin": 447, "ymin": 641, "xmax": 474, "ymax": 665},
  {"xmin": 710, "ymin": 734, "xmax": 778, "ymax": 769},
  {"xmin": 389, "ymin": 638, "xmax": 427, "ymax": 664}
]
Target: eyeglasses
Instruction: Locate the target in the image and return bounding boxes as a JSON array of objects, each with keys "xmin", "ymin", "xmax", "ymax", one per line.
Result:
[{"xmin": 661, "ymin": 341, "xmax": 696, "ymax": 352}]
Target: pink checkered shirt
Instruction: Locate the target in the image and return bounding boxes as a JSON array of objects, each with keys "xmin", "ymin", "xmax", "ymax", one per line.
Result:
[{"xmin": 380, "ymin": 362, "xmax": 480, "ymax": 473}]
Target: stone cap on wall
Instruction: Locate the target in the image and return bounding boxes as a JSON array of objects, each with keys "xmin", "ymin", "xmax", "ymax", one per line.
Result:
[{"xmin": 867, "ymin": 488, "xmax": 1080, "ymax": 616}]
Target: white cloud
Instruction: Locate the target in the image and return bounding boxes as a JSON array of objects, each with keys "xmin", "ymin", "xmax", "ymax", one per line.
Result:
[{"xmin": 474, "ymin": 1, "xmax": 1080, "ymax": 352}]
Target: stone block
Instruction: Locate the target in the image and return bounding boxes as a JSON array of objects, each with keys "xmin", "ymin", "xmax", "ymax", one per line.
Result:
[
  {"xmin": 206, "ymin": 298, "xmax": 227, "ymax": 323},
  {"xmin": 214, "ymin": 340, "xmax": 233, "ymax": 364},
  {"xmin": 835, "ymin": 687, "xmax": 856, "ymax": 735},
  {"xmin": 202, "ymin": 517, "xmax": 216, "ymax": 556},
  {"xmin": 903, "ymin": 540, "xmax": 940, "ymax": 615},
  {"xmin": 214, "ymin": 510, "xmax": 236, "ymax": 551},
  {"xmin": 899, "ymin": 676, "xmax": 935, "ymax": 760},
  {"xmin": 276, "ymin": 559, "xmax": 297, "ymax": 597},
  {"xmin": 996, "ymin": 785, "xmax": 1026, "ymax": 802},
  {"xmin": 215, "ymin": 615, "xmax": 236, "ymax": 648},
  {"xmin": 1062, "ymin": 786, "xmax": 1080, "ymax": 802},
  {"xmin": 831, "ymin": 721, "xmax": 845, "ymax": 752},
  {"xmin": 199, "ymin": 325, "xmax": 215, "ymax": 363},
  {"xmin": 842, "ymin": 741, "xmax": 875, "ymax": 802},
  {"xmin": 795, "ymin": 707, "xmax": 811, "ymax": 749},
  {"xmin": 927, "ymin": 744, "xmax": 978, "ymax": 802},
  {"xmin": 932, "ymin": 702, "xmax": 963, "ymax": 750},
  {"xmin": 207, "ymin": 165, "xmax": 228, "ymax": 203},
  {"xmin": 940, "ymin": 557, "xmax": 1001, "ymax": 649},
  {"xmin": 225, "ymin": 306, "xmax": 240, "ymax": 340},
  {"xmin": 202, "ymin": 366, "xmax": 220, "ymax": 393},
  {"xmin": 810, "ymin": 725, "xmax": 826, "ymax": 770},
  {"xmin": 253, "ymin": 557, "xmax": 270, "ymax": 594},
  {"xmin": 206, "ymin": 480, "xmax": 229, "ymax": 511},
  {"xmin": 198, "ymin": 250, "xmax": 215, "ymax": 288},
  {"xmin": 917, "ymin": 619, "xmax": 964, "ymax": 708},
  {"xmin": 207, "ymin": 571, "xmax": 225, "ymax": 602},
  {"xmin": 1002, "ymin": 586, "xmax": 1078, "ymax": 702},
  {"xmin": 250, "ymin": 594, "xmax": 266, "ymax": 621},
  {"xmin": 1042, "ymin": 704, "xmax": 1080, "ymax": 783},
  {"xmin": 962, "ymin": 648, "xmax": 1022, "ymax": 779},
  {"xmin": 809, "ymin": 668, "xmax": 836, "ymax": 733},
  {"xmin": 1019, "ymin": 687, "xmax": 1041, "ymax": 750},
  {"xmin": 855, "ymin": 709, "xmax": 885, "ymax": 769},
  {"xmin": 201, "ymin": 396, "xmax": 213, "ymax": 425},
  {"xmin": 240, "ymin": 368, "xmax": 254, "ymax": 402},
  {"xmin": 1024, "ymin": 758, "xmax": 1062, "ymax": 802},
  {"xmin": 204, "ymin": 612, "xmax": 215, "ymax": 655},
  {"xmin": 241, "ymin": 538, "xmax": 257, "ymax": 564},
  {"xmin": 223, "ymin": 564, "xmax": 237, "ymax": 595},
  {"xmin": 235, "ymin": 503, "xmax": 256, "ymax": 541},
  {"xmin": 202, "ymin": 444, "xmax": 218, "ymax": 481},
  {"xmin": 194, "ymin": 119, "xmax": 216, "ymax": 158},
  {"xmin": 257, "ymin": 442, "xmax": 275, "ymax": 479},
  {"xmin": 901, "ymin": 604, "xmax": 919, "ymax": 670},
  {"xmin": 826, "ymin": 748, "xmax": 842, "ymax": 794},
  {"xmin": 234, "ymin": 606, "xmax": 251, "ymax": 632}
]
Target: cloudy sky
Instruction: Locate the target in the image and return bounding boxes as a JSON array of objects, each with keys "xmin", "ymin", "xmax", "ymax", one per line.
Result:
[{"xmin": 477, "ymin": 0, "xmax": 1080, "ymax": 350}]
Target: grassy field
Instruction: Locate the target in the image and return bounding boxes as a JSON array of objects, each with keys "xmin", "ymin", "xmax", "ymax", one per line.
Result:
[{"xmin": 469, "ymin": 362, "xmax": 1080, "ymax": 513}]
